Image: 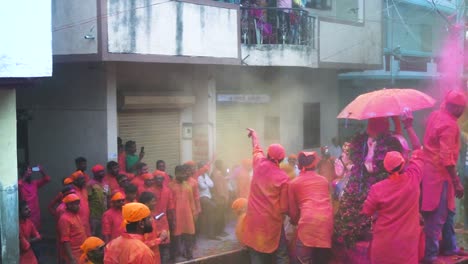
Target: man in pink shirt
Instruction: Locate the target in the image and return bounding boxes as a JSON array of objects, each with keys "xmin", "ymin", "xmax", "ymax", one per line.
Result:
[
  {"xmin": 18, "ymin": 164, "xmax": 51, "ymax": 230},
  {"xmin": 422, "ymin": 90, "xmax": 467, "ymax": 263}
]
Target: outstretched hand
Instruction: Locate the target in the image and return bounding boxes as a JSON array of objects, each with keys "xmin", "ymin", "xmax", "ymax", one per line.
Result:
[
  {"xmin": 401, "ymin": 108, "xmax": 414, "ymax": 128},
  {"xmin": 247, "ymin": 128, "xmax": 255, "ymax": 138}
]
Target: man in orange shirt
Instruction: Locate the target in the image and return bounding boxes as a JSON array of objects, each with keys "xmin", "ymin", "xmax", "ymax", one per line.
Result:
[
  {"xmin": 241, "ymin": 128, "xmax": 289, "ymax": 264},
  {"xmin": 138, "ymin": 173, "xmax": 156, "ymax": 196},
  {"xmin": 75, "ymin": 157, "xmax": 90, "ymax": 183},
  {"xmin": 70, "ymin": 171, "xmax": 91, "ymax": 236},
  {"xmin": 124, "ymin": 184, "xmax": 138, "ymax": 204},
  {"xmin": 155, "ymin": 160, "xmax": 173, "ymax": 185},
  {"xmin": 19, "ymin": 200, "xmax": 40, "ymax": 264},
  {"xmin": 169, "ymin": 165, "xmax": 197, "ymax": 260},
  {"xmin": 104, "ymin": 202, "xmax": 157, "ymax": 263},
  {"xmin": 422, "ymin": 90, "xmax": 468, "ymax": 263},
  {"xmin": 131, "ymin": 162, "xmax": 149, "ymax": 190},
  {"xmin": 154, "ymin": 172, "xmax": 175, "ymax": 263},
  {"xmin": 104, "ymin": 161, "xmax": 121, "ymax": 198},
  {"xmin": 289, "ymin": 151, "xmax": 333, "ymax": 264},
  {"xmin": 102, "ymin": 191, "xmax": 125, "ymax": 243},
  {"xmin": 58, "ymin": 193, "xmax": 88, "ymax": 264}
]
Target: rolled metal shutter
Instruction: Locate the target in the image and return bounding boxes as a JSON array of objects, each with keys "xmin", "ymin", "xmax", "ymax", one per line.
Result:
[{"xmin": 118, "ymin": 110, "xmax": 180, "ymax": 174}]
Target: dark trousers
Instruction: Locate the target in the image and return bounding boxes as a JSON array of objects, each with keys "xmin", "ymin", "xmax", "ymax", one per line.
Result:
[
  {"xmin": 294, "ymin": 239, "xmax": 330, "ymax": 264},
  {"xmin": 159, "ymin": 243, "xmax": 171, "ymax": 264},
  {"xmin": 248, "ymin": 227, "xmax": 290, "ymax": 264},
  {"xmin": 200, "ymin": 196, "xmax": 218, "ymax": 237},
  {"xmin": 215, "ymin": 198, "xmax": 227, "ymax": 235},
  {"xmin": 174, "ymin": 234, "xmax": 194, "ymax": 259}
]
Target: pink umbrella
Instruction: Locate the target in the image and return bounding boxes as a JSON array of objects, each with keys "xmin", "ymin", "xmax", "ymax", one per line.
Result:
[{"xmin": 337, "ymin": 88, "xmax": 436, "ymax": 120}]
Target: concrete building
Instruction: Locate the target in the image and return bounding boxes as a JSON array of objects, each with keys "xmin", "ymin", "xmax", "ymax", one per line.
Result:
[
  {"xmin": 338, "ymin": 0, "xmax": 464, "ymax": 139},
  {"xmin": 0, "ymin": 0, "xmax": 52, "ymax": 262},
  {"xmin": 17, "ymin": 0, "xmax": 383, "ymax": 238}
]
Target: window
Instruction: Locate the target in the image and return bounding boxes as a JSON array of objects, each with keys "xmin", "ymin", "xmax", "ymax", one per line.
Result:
[
  {"xmin": 306, "ymin": 0, "xmax": 332, "ymax": 10},
  {"xmin": 265, "ymin": 116, "xmax": 280, "ymax": 140},
  {"xmin": 303, "ymin": 103, "xmax": 320, "ymax": 148},
  {"xmin": 420, "ymin": 24, "xmax": 433, "ymax": 52}
]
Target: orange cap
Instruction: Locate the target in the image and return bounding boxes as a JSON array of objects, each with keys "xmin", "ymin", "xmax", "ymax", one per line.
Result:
[
  {"xmin": 70, "ymin": 171, "xmax": 84, "ymax": 180},
  {"xmin": 80, "ymin": 237, "xmax": 104, "ymax": 262},
  {"xmin": 63, "ymin": 178, "xmax": 73, "ymax": 185},
  {"xmin": 122, "ymin": 202, "xmax": 151, "ymax": 224},
  {"xmin": 111, "ymin": 191, "xmax": 126, "ymax": 201},
  {"xmin": 298, "ymin": 151, "xmax": 320, "ymax": 169},
  {"xmin": 383, "ymin": 151, "xmax": 405, "ymax": 173},
  {"xmin": 62, "ymin": 193, "xmax": 80, "ymax": 204},
  {"xmin": 184, "ymin": 160, "xmax": 196, "ymax": 166},
  {"xmin": 142, "ymin": 173, "xmax": 154, "ymax": 180},
  {"xmin": 288, "ymin": 154, "xmax": 297, "ymax": 160},
  {"xmin": 91, "ymin": 164, "xmax": 105, "ymax": 174}
]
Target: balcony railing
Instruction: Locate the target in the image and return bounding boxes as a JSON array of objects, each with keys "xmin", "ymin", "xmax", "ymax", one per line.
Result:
[{"xmin": 240, "ymin": 7, "xmax": 315, "ymax": 47}]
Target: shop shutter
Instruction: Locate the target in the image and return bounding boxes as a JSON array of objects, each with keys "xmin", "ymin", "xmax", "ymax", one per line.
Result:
[{"xmin": 118, "ymin": 110, "xmax": 180, "ymax": 174}]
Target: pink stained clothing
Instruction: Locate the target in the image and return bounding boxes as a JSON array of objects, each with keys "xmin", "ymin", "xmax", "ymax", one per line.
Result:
[
  {"xmin": 187, "ymin": 177, "xmax": 201, "ymax": 215},
  {"xmin": 58, "ymin": 211, "xmax": 88, "ymax": 264},
  {"xmin": 73, "ymin": 186, "xmax": 91, "ymax": 236},
  {"xmin": 361, "ymin": 150, "xmax": 424, "ymax": 264},
  {"xmin": 241, "ymin": 143, "xmax": 289, "ymax": 253},
  {"xmin": 131, "ymin": 175, "xmax": 145, "ymax": 191},
  {"xmin": 18, "ymin": 175, "xmax": 51, "ymax": 230},
  {"xmin": 102, "ymin": 207, "xmax": 124, "ymax": 240},
  {"xmin": 118, "ymin": 152, "xmax": 127, "ymax": 173},
  {"xmin": 288, "ymin": 171, "xmax": 333, "ymax": 248},
  {"xmin": 154, "ymin": 185, "xmax": 174, "ymax": 244},
  {"xmin": 19, "ymin": 219, "xmax": 40, "ymax": 264},
  {"xmin": 422, "ymin": 109, "xmax": 460, "ymax": 212}
]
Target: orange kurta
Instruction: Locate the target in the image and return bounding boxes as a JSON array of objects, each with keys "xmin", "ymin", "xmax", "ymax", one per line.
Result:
[
  {"xmin": 187, "ymin": 177, "xmax": 201, "ymax": 215},
  {"xmin": 168, "ymin": 181, "xmax": 196, "ymax": 235},
  {"xmin": 131, "ymin": 176, "xmax": 145, "ymax": 192},
  {"xmin": 362, "ymin": 151, "xmax": 424, "ymax": 264},
  {"xmin": 154, "ymin": 185, "xmax": 174, "ymax": 243},
  {"xmin": 19, "ymin": 219, "xmax": 40, "ymax": 264},
  {"xmin": 422, "ymin": 109, "xmax": 460, "ymax": 212},
  {"xmin": 73, "ymin": 186, "xmax": 91, "ymax": 236},
  {"xmin": 241, "ymin": 144, "xmax": 289, "ymax": 253},
  {"xmin": 58, "ymin": 211, "xmax": 87, "ymax": 263},
  {"xmin": 288, "ymin": 171, "xmax": 333, "ymax": 248},
  {"xmin": 104, "ymin": 174, "xmax": 120, "ymax": 195},
  {"xmin": 102, "ymin": 207, "xmax": 124, "ymax": 240},
  {"xmin": 144, "ymin": 215, "xmax": 162, "ymax": 264},
  {"xmin": 153, "ymin": 170, "xmax": 172, "ymax": 186},
  {"xmin": 104, "ymin": 233, "xmax": 157, "ymax": 264}
]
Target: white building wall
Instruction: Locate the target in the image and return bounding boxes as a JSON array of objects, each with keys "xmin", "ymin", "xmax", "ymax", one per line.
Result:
[
  {"xmin": 107, "ymin": 1, "xmax": 239, "ymax": 58},
  {"xmin": 52, "ymin": 0, "xmax": 98, "ymax": 55},
  {"xmin": 319, "ymin": 0, "xmax": 382, "ymax": 66}
]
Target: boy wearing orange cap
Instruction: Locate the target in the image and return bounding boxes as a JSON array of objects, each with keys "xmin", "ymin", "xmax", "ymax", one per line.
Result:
[
  {"xmin": 80, "ymin": 237, "xmax": 105, "ymax": 264},
  {"xmin": 88, "ymin": 164, "xmax": 109, "ymax": 237},
  {"xmin": 289, "ymin": 151, "xmax": 333, "ymax": 264},
  {"xmin": 104, "ymin": 202, "xmax": 157, "ymax": 263},
  {"xmin": 19, "ymin": 201, "xmax": 40, "ymax": 264},
  {"xmin": 70, "ymin": 171, "xmax": 91, "ymax": 236},
  {"xmin": 241, "ymin": 128, "xmax": 289, "ymax": 263},
  {"xmin": 422, "ymin": 90, "xmax": 468, "ymax": 262},
  {"xmin": 58, "ymin": 193, "xmax": 87, "ymax": 264},
  {"xmin": 102, "ymin": 192, "xmax": 126, "ymax": 243}
]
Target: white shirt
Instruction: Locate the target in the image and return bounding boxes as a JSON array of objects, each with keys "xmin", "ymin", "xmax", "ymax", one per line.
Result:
[{"xmin": 198, "ymin": 173, "xmax": 214, "ymax": 199}]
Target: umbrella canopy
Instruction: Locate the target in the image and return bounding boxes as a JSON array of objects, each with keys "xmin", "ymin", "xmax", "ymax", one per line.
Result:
[{"xmin": 337, "ymin": 88, "xmax": 436, "ymax": 120}]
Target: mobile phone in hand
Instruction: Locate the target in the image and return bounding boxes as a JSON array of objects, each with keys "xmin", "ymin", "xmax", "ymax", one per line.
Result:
[
  {"xmin": 141, "ymin": 146, "xmax": 145, "ymax": 153},
  {"xmin": 154, "ymin": 212, "xmax": 165, "ymax": 220},
  {"xmin": 32, "ymin": 166, "xmax": 40, "ymax": 172}
]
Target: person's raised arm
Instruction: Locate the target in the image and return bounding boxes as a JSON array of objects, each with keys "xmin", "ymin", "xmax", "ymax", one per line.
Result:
[
  {"xmin": 401, "ymin": 110, "xmax": 421, "ymax": 150},
  {"xmin": 247, "ymin": 128, "xmax": 264, "ymax": 166}
]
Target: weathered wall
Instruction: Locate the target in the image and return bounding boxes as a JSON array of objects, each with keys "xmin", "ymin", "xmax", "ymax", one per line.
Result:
[
  {"xmin": 52, "ymin": 0, "xmax": 98, "ymax": 55},
  {"xmin": 241, "ymin": 45, "xmax": 318, "ymax": 68},
  {"xmin": 107, "ymin": 1, "xmax": 239, "ymax": 58},
  {"xmin": 16, "ymin": 63, "xmax": 116, "ymax": 237},
  {"xmin": 319, "ymin": 0, "xmax": 382, "ymax": 66},
  {"xmin": 0, "ymin": 0, "xmax": 52, "ymax": 77},
  {"xmin": 0, "ymin": 89, "xmax": 19, "ymax": 263}
]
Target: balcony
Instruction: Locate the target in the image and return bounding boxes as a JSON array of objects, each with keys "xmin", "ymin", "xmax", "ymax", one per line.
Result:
[{"xmin": 240, "ymin": 6, "xmax": 318, "ymax": 67}]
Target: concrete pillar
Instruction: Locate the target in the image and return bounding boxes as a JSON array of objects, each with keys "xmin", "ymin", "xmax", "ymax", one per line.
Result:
[
  {"xmin": 180, "ymin": 107, "xmax": 193, "ymax": 163},
  {"xmin": 192, "ymin": 68, "xmax": 216, "ymax": 162},
  {"xmin": 0, "ymin": 88, "xmax": 19, "ymax": 263},
  {"xmin": 105, "ymin": 63, "xmax": 118, "ymax": 161}
]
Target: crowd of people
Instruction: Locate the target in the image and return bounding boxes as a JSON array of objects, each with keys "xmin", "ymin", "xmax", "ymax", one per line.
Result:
[{"xmin": 16, "ymin": 90, "xmax": 468, "ymax": 264}]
